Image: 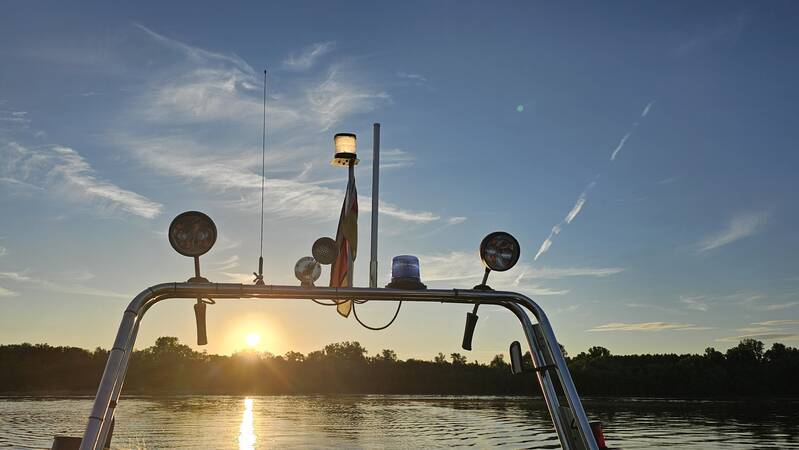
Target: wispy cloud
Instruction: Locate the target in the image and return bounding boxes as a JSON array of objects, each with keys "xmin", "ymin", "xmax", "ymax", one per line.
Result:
[
  {"xmin": 124, "ymin": 135, "xmax": 438, "ymax": 223},
  {"xmin": 0, "ymin": 286, "xmax": 18, "ymax": 297},
  {"xmin": 514, "ymin": 266, "xmax": 624, "ymax": 281},
  {"xmin": 283, "ymin": 42, "xmax": 334, "ymax": 70},
  {"xmin": 418, "ymin": 251, "xmax": 623, "ymax": 296},
  {"xmin": 753, "ymin": 320, "xmax": 799, "ymax": 327},
  {"xmin": 716, "ymin": 333, "xmax": 799, "ymax": 343},
  {"xmin": 697, "ymin": 211, "xmax": 769, "ymax": 253},
  {"xmin": 308, "ymin": 67, "xmax": 390, "ymax": 131},
  {"xmin": 716, "ymin": 318, "xmax": 799, "ymax": 342},
  {"xmin": 678, "ymin": 291, "xmax": 767, "ymax": 312},
  {"xmin": 679, "ymin": 295, "xmax": 709, "ymax": 312},
  {"xmin": 1, "ymin": 142, "xmax": 163, "ymax": 219},
  {"xmin": 417, "ymin": 252, "xmax": 566, "ymax": 295},
  {"xmin": 588, "ymin": 322, "xmax": 714, "ymax": 332},
  {"xmin": 133, "ymin": 23, "xmax": 253, "ymax": 74},
  {"xmin": 397, "ymin": 72, "xmax": 427, "ymax": 82},
  {"xmin": 207, "ymin": 255, "xmax": 240, "ymax": 272},
  {"xmin": 377, "ymin": 148, "xmax": 415, "ymax": 170},
  {"xmin": 0, "ymin": 270, "xmax": 129, "ymax": 299},
  {"xmin": 763, "ymin": 301, "xmax": 799, "ymax": 311},
  {"xmin": 121, "ymin": 25, "xmax": 441, "ymax": 225}
]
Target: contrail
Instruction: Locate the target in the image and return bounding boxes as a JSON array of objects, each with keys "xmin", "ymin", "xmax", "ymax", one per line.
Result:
[{"xmin": 535, "ymin": 99, "xmax": 654, "ymax": 261}]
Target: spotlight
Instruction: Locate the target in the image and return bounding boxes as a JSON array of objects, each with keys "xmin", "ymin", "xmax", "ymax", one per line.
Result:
[
  {"xmin": 312, "ymin": 237, "xmax": 339, "ymax": 265},
  {"xmin": 294, "ymin": 256, "xmax": 321, "ymax": 286},
  {"xmin": 479, "ymin": 231, "xmax": 520, "ymax": 272},
  {"xmin": 168, "ymin": 211, "xmax": 217, "ymax": 257}
]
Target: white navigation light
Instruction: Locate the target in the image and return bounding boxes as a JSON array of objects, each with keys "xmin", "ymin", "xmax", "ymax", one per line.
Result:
[
  {"xmin": 386, "ymin": 255, "xmax": 426, "ymax": 289},
  {"xmin": 312, "ymin": 237, "xmax": 339, "ymax": 265},
  {"xmin": 331, "ymin": 133, "xmax": 359, "ymax": 166},
  {"xmin": 479, "ymin": 231, "xmax": 520, "ymax": 272},
  {"xmin": 294, "ymin": 256, "xmax": 321, "ymax": 286},
  {"xmin": 168, "ymin": 211, "xmax": 217, "ymax": 257}
]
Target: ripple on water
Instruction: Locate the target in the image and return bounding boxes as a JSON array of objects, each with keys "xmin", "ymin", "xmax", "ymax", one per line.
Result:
[{"xmin": 0, "ymin": 396, "xmax": 797, "ymax": 449}]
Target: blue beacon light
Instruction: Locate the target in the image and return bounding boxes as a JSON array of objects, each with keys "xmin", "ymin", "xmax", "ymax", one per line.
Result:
[{"xmin": 386, "ymin": 255, "xmax": 426, "ymax": 289}]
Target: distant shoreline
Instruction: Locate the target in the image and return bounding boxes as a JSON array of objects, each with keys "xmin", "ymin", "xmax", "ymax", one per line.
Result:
[{"xmin": 2, "ymin": 337, "xmax": 797, "ymax": 398}]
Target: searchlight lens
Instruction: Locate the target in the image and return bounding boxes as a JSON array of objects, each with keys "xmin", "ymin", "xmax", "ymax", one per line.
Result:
[
  {"xmin": 312, "ymin": 237, "xmax": 339, "ymax": 265},
  {"xmin": 168, "ymin": 211, "xmax": 217, "ymax": 257},
  {"xmin": 479, "ymin": 231, "xmax": 520, "ymax": 272}
]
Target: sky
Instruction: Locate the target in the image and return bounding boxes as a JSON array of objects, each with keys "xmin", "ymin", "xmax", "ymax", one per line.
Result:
[{"xmin": 1, "ymin": 1, "xmax": 798, "ymax": 361}]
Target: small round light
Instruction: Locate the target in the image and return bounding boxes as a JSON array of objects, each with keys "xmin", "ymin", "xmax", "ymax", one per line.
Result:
[
  {"xmin": 294, "ymin": 256, "xmax": 321, "ymax": 285},
  {"xmin": 312, "ymin": 237, "xmax": 339, "ymax": 265},
  {"xmin": 168, "ymin": 211, "xmax": 217, "ymax": 257},
  {"xmin": 386, "ymin": 255, "xmax": 426, "ymax": 289},
  {"xmin": 331, "ymin": 133, "xmax": 359, "ymax": 167},
  {"xmin": 479, "ymin": 231, "xmax": 520, "ymax": 272}
]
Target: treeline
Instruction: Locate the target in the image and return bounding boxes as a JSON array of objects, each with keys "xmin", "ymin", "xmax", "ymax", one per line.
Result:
[{"xmin": 0, "ymin": 337, "xmax": 797, "ymax": 396}]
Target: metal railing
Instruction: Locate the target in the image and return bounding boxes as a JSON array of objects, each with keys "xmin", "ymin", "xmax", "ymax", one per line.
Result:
[{"xmin": 79, "ymin": 283, "xmax": 598, "ymax": 450}]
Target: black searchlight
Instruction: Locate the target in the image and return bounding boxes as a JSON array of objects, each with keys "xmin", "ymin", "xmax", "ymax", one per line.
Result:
[
  {"xmin": 479, "ymin": 231, "xmax": 520, "ymax": 272},
  {"xmin": 464, "ymin": 231, "xmax": 521, "ymax": 351},
  {"xmin": 167, "ymin": 211, "xmax": 217, "ymax": 347},
  {"xmin": 168, "ymin": 211, "xmax": 217, "ymax": 257}
]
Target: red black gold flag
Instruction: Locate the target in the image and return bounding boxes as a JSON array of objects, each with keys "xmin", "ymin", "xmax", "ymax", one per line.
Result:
[{"xmin": 329, "ymin": 166, "xmax": 358, "ymax": 317}]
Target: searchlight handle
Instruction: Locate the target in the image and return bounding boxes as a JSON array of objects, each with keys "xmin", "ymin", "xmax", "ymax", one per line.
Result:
[
  {"xmin": 462, "ymin": 304, "xmax": 479, "ymax": 350},
  {"xmin": 189, "ymin": 256, "xmax": 213, "ymax": 346},
  {"xmin": 194, "ymin": 301, "xmax": 208, "ymax": 346},
  {"xmin": 462, "ymin": 268, "xmax": 492, "ymax": 350}
]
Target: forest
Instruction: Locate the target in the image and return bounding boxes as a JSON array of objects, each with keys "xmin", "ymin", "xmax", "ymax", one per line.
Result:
[{"xmin": 0, "ymin": 337, "xmax": 796, "ymax": 397}]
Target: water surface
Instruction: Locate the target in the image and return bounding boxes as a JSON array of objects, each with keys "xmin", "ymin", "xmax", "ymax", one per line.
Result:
[{"xmin": 0, "ymin": 396, "xmax": 796, "ymax": 449}]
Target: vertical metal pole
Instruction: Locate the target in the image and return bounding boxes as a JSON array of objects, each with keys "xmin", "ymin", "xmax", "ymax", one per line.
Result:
[
  {"xmin": 347, "ymin": 161, "xmax": 355, "ymax": 288},
  {"xmin": 369, "ymin": 123, "xmax": 380, "ymax": 288}
]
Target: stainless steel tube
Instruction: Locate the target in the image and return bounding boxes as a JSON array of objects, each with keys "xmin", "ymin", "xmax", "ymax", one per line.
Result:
[
  {"xmin": 80, "ymin": 283, "xmax": 596, "ymax": 450},
  {"xmin": 369, "ymin": 123, "xmax": 380, "ymax": 288}
]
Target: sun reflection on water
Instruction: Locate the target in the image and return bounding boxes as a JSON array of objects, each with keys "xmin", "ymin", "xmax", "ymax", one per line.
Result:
[{"xmin": 238, "ymin": 397, "xmax": 256, "ymax": 449}]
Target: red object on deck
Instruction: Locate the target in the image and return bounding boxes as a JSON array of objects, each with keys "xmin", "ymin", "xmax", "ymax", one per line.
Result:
[{"xmin": 590, "ymin": 421, "xmax": 607, "ymax": 449}]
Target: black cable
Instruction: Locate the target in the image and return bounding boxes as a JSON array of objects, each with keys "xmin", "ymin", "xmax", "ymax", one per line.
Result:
[
  {"xmin": 310, "ymin": 298, "xmax": 345, "ymax": 306},
  {"xmin": 352, "ymin": 300, "xmax": 402, "ymax": 331}
]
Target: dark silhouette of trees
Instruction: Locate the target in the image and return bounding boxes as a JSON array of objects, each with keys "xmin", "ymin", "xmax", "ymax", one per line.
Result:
[{"xmin": 0, "ymin": 338, "xmax": 796, "ymax": 396}]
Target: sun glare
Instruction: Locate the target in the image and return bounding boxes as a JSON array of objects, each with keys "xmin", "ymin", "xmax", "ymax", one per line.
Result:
[{"xmin": 245, "ymin": 332, "xmax": 261, "ymax": 348}]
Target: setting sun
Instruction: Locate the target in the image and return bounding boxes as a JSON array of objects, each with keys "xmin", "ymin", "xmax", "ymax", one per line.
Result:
[{"xmin": 245, "ymin": 332, "xmax": 261, "ymax": 348}]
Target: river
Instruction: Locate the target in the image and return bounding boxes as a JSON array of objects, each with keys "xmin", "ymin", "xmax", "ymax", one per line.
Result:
[{"xmin": 1, "ymin": 396, "xmax": 796, "ymax": 448}]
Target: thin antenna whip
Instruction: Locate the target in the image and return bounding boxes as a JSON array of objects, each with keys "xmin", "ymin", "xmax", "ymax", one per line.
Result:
[{"xmin": 254, "ymin": 70, "xmax": 267, "ymax": 285}]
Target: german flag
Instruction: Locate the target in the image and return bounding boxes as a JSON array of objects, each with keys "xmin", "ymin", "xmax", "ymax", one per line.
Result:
[{"xmin": 330, "ymin": 166, "xmax": 358, "ymax": 317}]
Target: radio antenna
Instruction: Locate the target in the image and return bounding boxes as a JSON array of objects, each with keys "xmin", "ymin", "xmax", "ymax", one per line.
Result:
[{"xmin": 254, "ymin": 70, "xmax": 267, "ymax": 285}]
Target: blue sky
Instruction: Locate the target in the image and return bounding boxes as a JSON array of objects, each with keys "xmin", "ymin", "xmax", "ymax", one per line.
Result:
[{"xmin": 1, "ymin": 1, "xmax": 798, "ymax": 360}]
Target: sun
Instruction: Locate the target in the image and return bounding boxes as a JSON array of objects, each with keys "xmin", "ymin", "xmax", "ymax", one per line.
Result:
[{"xmin": 245, "ymin": 332, "xmax": 261, "ymax": 348}]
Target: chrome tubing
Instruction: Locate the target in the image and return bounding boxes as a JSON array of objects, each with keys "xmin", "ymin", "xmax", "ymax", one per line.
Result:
[{"xmin": 80, "ymin": 283, "xmax": 597, "ymax": 450}]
